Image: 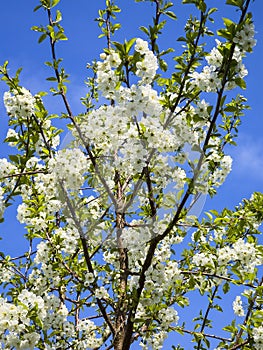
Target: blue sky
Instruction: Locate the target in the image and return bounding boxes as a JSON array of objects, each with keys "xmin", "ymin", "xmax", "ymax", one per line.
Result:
[{"xmin": 0, "ymin": 1, "xmax": 262, "ymax": 349}]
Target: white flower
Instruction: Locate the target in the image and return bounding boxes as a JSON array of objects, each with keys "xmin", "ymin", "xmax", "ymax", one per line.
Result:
[
  {"xmin": 95, "ymin": 286, "xmax": 109, "ymax": 299},
  {"xmin": 84, "ymin": 272, "xmax": 95, "ymax": 286},
  {"xmin": 135, "ymin": 38, "xmax": 149, "ymax": 54},
  {"xmin": 158, "ymin": 307, "xmax": 179, "ymax": 328},
  {"xmin": 252, "ymin": 326, "xmax": 263, "ymax": 349},
  {"xmin": 206, "ymin": 46, "xmax": 222, "ymax": 67},
  {"xmin": 195, "ymin": 99, "xmax": 210, "ymax": 119},
  {"xmin": 192, "ymin": 252, "xmax": 214, "ymax": 268},
  {"xmin": 232, "ymin": 295, "xmax": 245, "ymax": 316},
  {"xmin": 17, "ymin": 202, "xmax": 32, "ymax": 224}
]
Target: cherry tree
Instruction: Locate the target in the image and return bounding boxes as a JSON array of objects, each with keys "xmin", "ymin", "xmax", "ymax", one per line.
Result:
[{"xmin": 0, "ymin": 0, "xmax": 262, "ymax": 349}]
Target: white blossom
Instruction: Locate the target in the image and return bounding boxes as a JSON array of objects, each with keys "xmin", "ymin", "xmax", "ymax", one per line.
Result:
[
  {"xmin": 191, "ymin": 65, "xmax": 222, "ymax": 92},
  {"xmin": 232, "ymin": 295, "xmax": 245, "ymax": 317},
  {"xmin": 3, "ymin": 87, "xmax": 35, "ymax": 120},
  {"xmin": 252, "ymin": 326, "xmax": 263, "ymax": 349},
  {"xmin": 233, "ymin": 22, "xmax": 257, "ymax": 51}
]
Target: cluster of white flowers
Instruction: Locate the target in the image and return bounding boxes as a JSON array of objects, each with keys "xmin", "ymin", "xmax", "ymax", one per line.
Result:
[
  {"xmin": 121, "ymin": 225, "xmax": 152, "ymax": 251},
  {"xmin": 209, "ymin": 154, "xmax": 233, "ymax": 187},
  {"xmin": 48, "ymin": 148, "xmax": 87, "ymax": 191},
  {"xmin": 233, "ymin": 22, "xmax": 257, "ymax": 51},
  {"xmin": 0, "ymin": 261, "xmax": 14, "ymax": 284},
  {"xmin": 192, "ymin": 251, "xmax": 215, "ymax": 268},
  {"xmin": 217, "ymin": 238, "xmax": 261, "ymax": 273},
  {"xmin": 35, "ymin": 118, "xmax": 60, "ymax": 153},
  {"xmin": 15, "ymin": 156, "xmax": 65, "ymax": 234},
  {"xmin": 134, "ymin": 38, "xmax": 158, "ymax": 83},
  {"xmin": 34, "ymin": 240, "xmax": 50, "ymax": 265},
  {"xmin": 145, "ymin": 259, "xmax": 182, "ymax": 291},
  {"xmin": 18, "ymin": 289, "xmax": 46, "ymax": 317},
  {"xmin": 55, "ymin": 226, "xmax": 79, "ymax": 254},
  {"xmin": 0, "ymin": 291, "xmax": 52, "ymax": 349},
  {"xmin": 252, "ymin": 326, "xmax": 263, "ymax": 350},
  {"xmin": 77, "ymin": 319, "xmax": 105, "ymax": 349},
  {"xmin": 3, "ymin": 89, "xmax": 60, "ymax": 155},
  {"xmin": 158, "ymin": 307, "xmax": 179, "ymax": 328},
  {"xmin": 137, "ymin": 304, "xmax": 179, "ymax": 349},
  {"xmin": 0, "ymin": 158, "xmax": 17, "ymax": 178},
  {"xmin": 194, "ymin": 152, "xmax": 232, "ymax": 194},
  {"xmin": 192, "ymin": 237, "xmax": 261, "ymax": 279},
  {"xmin": 232, "ymin": 295, "xmax": 245, "ymax": 317},
  {"xmin": 79, "ymin": 92, "xmax": 163, "ymax": 176},
  {"xmin": 31, "ymin": 227, "xmax": 79, "ymax": 292},
  {"xmin": 191, "ymin": 37, "xmax": 250, "ymax": 92},
  {"xmin": 0, "ymin": 159, "xmax": 18, "ymax": 214},
  {"xmin": 140, "ymin": 330, "xmax": 168, "ymax": 350},
  {"xmin": 35, "ymin": 235, "xmax": 70, "ymax": 268},
  {"xmin": 95, "ymin": 37, "xmax": 158, "ymax": 96},
  {"xmin": 96, "ymin": 50, "xmax": 121, "ymax": 98},
  {"xmin": 41, "ymin": 294, "xmax": 69, "ymax": 331},
  {"xmin": 191, "ymin": 65, "xmax": 222, "ymax": 92},
  {"xmin": 3, "ymin": 87, "xmax": 35, "ymax": 120},
  {"xmin": 137, "ymin": 303, "xmax": 178, "ymax": 349},
  {"xmin": 206, "ymin": 42, "xmax": 223, "ymax": 67}
]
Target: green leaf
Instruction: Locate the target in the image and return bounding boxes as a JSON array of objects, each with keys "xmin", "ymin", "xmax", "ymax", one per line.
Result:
[
  {"xmin": 223, "ymin": 323, "xmax": 237, "ymax": 334},
  {"xmin": 139, "ymin": 26, "xmax": 149, "ymax": 36},
  {"xmin": 208, "ymin": 7, "xmax": 217, "ymax": 15},
  {"xmin": 112, "ymin": 23, "xmax": 121, "ymax": 31},
  {"xmin": 223, "ymin": 17, "xmax": 234, "ymax": 28},
  {"xmin": 45, "ymin": 61, "xmax": 53, "ymax": 67},
  {"xmin": 235, "ymin": 77, "xmax": 246, "ymax": 89},
  {"xmin": 125, "ymin": 38, "xmax": 136, "ymax": 54},
  {"xmin": 182, "ymin": 0, "xmax": 196, "ymax": 4},
  {"xmin": 197, "ymin": 1, "xmax": 207, "ymax": 12},
  {"xmin": 55, "ymin": 10, "xmax": 62, "ymax": 23},
  {"xmin": 217, "ymin": 29, "xmax": 232, "ymax": 40},
  {"xmin": 31, "ymin": 25, "xmax": 44, "ymax": 32},
  {"xmin": 213, "ymin": 304, "xmax": 223, "ymax": 312},
  {"xmin": 51, "ymin": 0, "xmax": 61, "ymax": 8},
  {"xmin": 56, "ymin": 32, "xmax": 68, "ymax": 41},
  {"xmin": 159, "ymin": 59, "xmax": 168, "ymax": 72},
  {"xmin": 34, "ymin": 4, "xmax": 42, "ymax": 12},
  {"xmin": 38, "ymin": 33, "xmax": 47, "ymax": 43},
  {"xmin": 163, "ymin": 2, "xmax": 174, "ymax": 10},
  {"xmin": 177, "ymin": 36, "xmax": 187, "ymax": 42},
  {"xmin": 8, "ymin": 155, "xmax": 19, "ymax": 163},
  {"xmin": 226, "ymin": 0, "xmax": 243, "ymax": 9},
  {"xmin": 191, "ymin": 144, "xmax": 202, "ymax": 153},
  {"xmin": 112, "ymin": 41, "xmax": 123, "ymax": 52},
  {"xmin": 37, "ymin": 91, "xmax": 48, "ymax": 97},
  {"xmin": 165, "ymin": 11, "xmax": 177, "ymax": 20},
  {"xmin": 224, "ymin": 105, "xmax": 237, "ymax": 112},
  {"xmin": 46, "ymin": 77, "xmax": 58, "ymax": 82}
]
